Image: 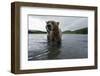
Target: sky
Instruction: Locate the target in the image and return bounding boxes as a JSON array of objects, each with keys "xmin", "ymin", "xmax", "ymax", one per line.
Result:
[{"xmin": 28, "ymin": 15, "xmax": 88, "ymax": 32}]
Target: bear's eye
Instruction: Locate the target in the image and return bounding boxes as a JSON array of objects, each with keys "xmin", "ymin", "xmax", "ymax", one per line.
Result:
[{"xmin": 51, "ymin": 22, "xmax": 55, "ymax": 25}]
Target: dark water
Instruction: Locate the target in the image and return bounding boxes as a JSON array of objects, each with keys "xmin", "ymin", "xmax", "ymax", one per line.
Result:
[{"xmin": 28, "ymin": 34, "xmax": 88, "ymax": 61}]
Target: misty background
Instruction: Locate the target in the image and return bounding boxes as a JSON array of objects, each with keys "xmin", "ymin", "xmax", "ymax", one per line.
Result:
[{"xmin": 28, "ymin": 15, "xmax": 88, "ymax": 32}]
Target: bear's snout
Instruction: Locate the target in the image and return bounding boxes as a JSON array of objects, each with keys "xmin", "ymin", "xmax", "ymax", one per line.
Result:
[{"xmin": 47, "ymin": 24, "xmax": 52, "ymax": 31}]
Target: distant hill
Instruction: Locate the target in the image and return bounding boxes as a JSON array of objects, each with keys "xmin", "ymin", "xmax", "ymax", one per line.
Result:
[
  {"xmin": 29, "ymin": 28, "xmax": 88, "ymax": 34},
  {"xmin": 63, "ymin": 30, "xmax": 72, "ymax": 33},
  {"xmin": 28, "ymin": 30, "xmax": 47, "ymax": 34},
  {"xmin": 63, "ymin": 28, "xmax": 88, "ymax": 34}
]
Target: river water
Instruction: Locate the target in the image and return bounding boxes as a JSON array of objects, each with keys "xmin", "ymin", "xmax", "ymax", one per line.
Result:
[{"xmin": 28, "ymin": 34, "xmax": 88, "ymax": 61}]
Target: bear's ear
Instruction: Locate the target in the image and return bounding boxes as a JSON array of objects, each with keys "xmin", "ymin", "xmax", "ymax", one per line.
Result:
[
  {"xmin": 57, "ymin": 22, "xmax": 59, "ymax": 25},
  {"xmin": 46, "ymin": 21, "xmax": 48, "ymax": 24}
]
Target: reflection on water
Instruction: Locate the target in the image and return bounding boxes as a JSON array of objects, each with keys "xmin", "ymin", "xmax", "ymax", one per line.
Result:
[
  {"xmin": 28, "ymin": 34, "xmax": 88, "ymax": 61},
  {"xmin": 47, "ymin": 43, "xmax": 61, "ymax": 59}
]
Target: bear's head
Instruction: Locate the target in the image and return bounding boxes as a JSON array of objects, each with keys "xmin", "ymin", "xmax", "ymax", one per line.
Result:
[{"xmin": 46, "ymin": 21, "xmax": 59, "ymax": 33}]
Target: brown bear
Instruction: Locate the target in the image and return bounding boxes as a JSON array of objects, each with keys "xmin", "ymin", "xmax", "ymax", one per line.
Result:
[{"xmin": 46, "ymin": 20, "xmax": 62, "ymax": 45}]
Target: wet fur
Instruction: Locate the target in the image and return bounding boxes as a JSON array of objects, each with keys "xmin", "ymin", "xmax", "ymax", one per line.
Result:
[{"xmin": 46, "ymin": 21, "xmax": 62, "ymax": 45}]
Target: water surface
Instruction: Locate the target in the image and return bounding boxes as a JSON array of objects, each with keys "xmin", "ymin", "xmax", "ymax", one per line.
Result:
[{"xmin": 28, "ymin": 34, "xmax": 88, "ymax": 60}]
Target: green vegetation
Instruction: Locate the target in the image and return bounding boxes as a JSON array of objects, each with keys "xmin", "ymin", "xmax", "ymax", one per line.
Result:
[
  {"xmin": 28, "ymin": 30, "xmax": 47, "ymax": 34},
  {"xmin": 28, "ymin": 27, "xmax": 88, "ymax": 34},
  {"xmin": 63, "ymin": 28, "xmax": 88, "ymax": 34}
]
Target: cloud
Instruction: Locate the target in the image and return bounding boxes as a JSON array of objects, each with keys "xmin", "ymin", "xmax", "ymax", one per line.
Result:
[{"xmin": 28, "ymin": 15, "xmax": 88, "ymax": 32}]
